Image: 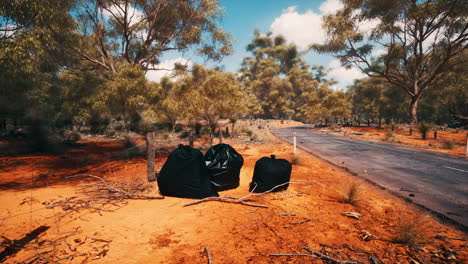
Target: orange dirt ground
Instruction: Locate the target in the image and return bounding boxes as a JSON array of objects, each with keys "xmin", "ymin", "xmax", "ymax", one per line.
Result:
[
  {"xmin": 0, "ymin": 126, "xmax": 467, "ymax": 264},
  {"xmin": 317, "ymin": 125, "xmax": 468, "ymax": 157}
]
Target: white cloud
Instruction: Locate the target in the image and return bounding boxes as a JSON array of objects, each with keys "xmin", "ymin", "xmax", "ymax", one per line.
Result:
[
  {"xmin": 327, "ymin": 59, "xmax": 366, "ymax": 89},
  {"xmin": 269, "ymin": 1, "xmax": 374, "ymax": 89},
  {"xmin": 319, "ymin": 0, "xmax": 344, "ymax": 15},
  {"xmin": 102, "ymin": 4, "xmax": 144, "ymax": 27},
  {"xmin": 269, "ymin": 0, "xmax": 347, "ymax": 50},
  {"xmin": 145, "ymin": 58, "xmax": 193, "ymax": 83},
  {"xmin": 270, "ymin": 6, "xmax": 325, "ymax": 49},
  {"xmin": 371, "ymin": 48, "xmax": 386, "ymax": 57}
]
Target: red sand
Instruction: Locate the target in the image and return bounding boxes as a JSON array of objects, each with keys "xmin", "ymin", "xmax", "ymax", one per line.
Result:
[{"xmin": 0, "ymin": 132, "xmax": 466, "ymax": 263}]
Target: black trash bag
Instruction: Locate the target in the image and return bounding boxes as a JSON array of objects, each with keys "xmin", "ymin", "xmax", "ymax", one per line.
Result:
[
  {"xmin": 158, "ymin": 144, "xmax": 219, "ymax": 199},
  {"xmin": 249, "ymin": 155, "xmax": 292, "ymax": 193},
  {"xmin": 205, "ymin": 143, "xmax": 244, "ymax": 191}
]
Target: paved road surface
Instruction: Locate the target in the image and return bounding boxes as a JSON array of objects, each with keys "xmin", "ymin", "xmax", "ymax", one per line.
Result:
[{"xmin": 273, "ymin": 126, "xmax": 468, "ymax": 230}]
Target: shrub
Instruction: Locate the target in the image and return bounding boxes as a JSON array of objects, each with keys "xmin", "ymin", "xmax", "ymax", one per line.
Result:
[
  {"xmin": 63, "ymin": 130, "xmax": 82, "ymax": 142},
  {"xmin": 245, "ymin": 129, "xmax": 254, "ymax": 137},
  {"xmin": 123, "ymin": 135, "xmax": 136, "ymax": 148},
  {"xmin": 340, "ymin": 183, "xmax": 362, "ymax": 206},
  {"xmin": 25, "ymin": 120, "xmax": 63, "ymax": 153},
  {"xmin": 392, "ymin": 216, "xmax": 428, "ymax": 246},
  {"xmin": 291, "ymin": 154, "xmax": 302, "ymax": 165},
  {"xmin": 105, "ymin": 120, "xmax": 127, "ymax": 136},
  {"xmin": 418, "ymin": 121, "xmax": 431, "ymax": 140},
  {"xmin": 383, "ymin": 131, "xmax": 395, "ymax": 142},
  {"xmin": 179, "ymin": 130, "xmax": 190, "ymax": 139},
  {"xmin": 441, "ymin": 140, "xmax": 454, "ymax": 150}
]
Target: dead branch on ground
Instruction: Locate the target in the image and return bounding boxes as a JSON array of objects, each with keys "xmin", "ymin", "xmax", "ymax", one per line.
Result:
[
  {"xmin": 271, "ymin": 246, "xmax": 357, "ymax": 264},
  {"xmin": 204, "ymin": 246, "xmax": 212, "ymax": 264},
  {"xmin": 183, "ymin": 182, "xmax": 307, "ymax": 208},
  {"xmin": 67, "ymin": 174, "xmax": 163, "ymax": 200},
  {"xmin": 45, "ymin": 174, "xmax": 162, "ymax": 220}
]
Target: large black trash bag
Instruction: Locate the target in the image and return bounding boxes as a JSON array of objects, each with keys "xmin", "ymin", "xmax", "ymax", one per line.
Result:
[
  {"xmin": 205, "ymin": 143, "xmax": 244, "ymax": 191},
  {"xmin": 249, "ymin": 155, "xmax": 292, "ymax": 193},
  {"xmin": 158, "ymin": 144, "xmax": 219, "ymax": 199}
]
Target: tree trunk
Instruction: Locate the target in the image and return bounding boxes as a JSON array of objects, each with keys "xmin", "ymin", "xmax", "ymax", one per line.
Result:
[
  {"xmin": 146, "ymin": 132, "xmax": 156, "ymax": 182},
  {"xmin": 189, "ymin": 130, "xmax": 194, "ymax": 147},
  {"xmin": 409, "ymin": 97, "xmax": 419, "ymax": 124},
  {"xmin": 231, "ymin": 122, "xmax": 235, "ymax": 137},
  {"xmin": 219, "ymin": 126, "xmax": 223, "ymax": 144}
]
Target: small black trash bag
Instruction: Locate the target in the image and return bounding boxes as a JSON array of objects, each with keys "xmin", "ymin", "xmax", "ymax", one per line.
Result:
[
  {"xmin": 249, "ymin": 155, "xmax": 292, "ymax": 193},
  {"xmin": 158, "ymin": 144, "xmax": 219, "ymax": 199},
  {"xmin": 205, "ymin": 143, "xmax": 244, "ymax": 191}
]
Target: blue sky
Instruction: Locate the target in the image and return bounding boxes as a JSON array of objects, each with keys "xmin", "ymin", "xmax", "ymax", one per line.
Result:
[{"xmin": 147, "ymin": 0, "xmax": 367, "ymax": 89}]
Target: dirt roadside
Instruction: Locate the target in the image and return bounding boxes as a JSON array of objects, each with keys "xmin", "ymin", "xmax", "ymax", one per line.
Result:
[
  {"xmin": 315, "ymin": 125, "xmax": 467, "ymax": 157},
  {"xmin": 0, "ymin": 126, "xmax": 466, "ymax": 263}
]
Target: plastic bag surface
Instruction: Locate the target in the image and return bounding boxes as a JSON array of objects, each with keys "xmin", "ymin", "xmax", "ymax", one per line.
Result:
[
  {"xmin": 249, "ymin": 154, "xmax": 291, "ymax": 193},
  {"xmin": 158, "ymin": 144, "xmax": 219, "ymax": 198},
  {"xmin": 205, "ymin": 143, "xmax": 244, "ymax": 191}
]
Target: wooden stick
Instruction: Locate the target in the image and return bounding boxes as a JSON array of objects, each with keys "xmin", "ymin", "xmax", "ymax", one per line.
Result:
[
  {"xmin": 271, "ymin": 253, "xmax": 318, "ymax": 257},
  {"xmin": 369, "ymin": 256, "xmax": 379, "ymax": 264},
  {"xmin": 146, "ymin": 132, "xmax": 156, "ymax": 182},
  {"xmin": 301, "ymin": 247, "xmax": 357, "ymax": 264},
  {"xmin": 183, "ymin": 196, "xmax": 268, "ymax": 208},
  {"xmin": 414, "ymin": 248, "xmax": 429, "ymax": 264},
  {"xmin": 67, "ymin": 174, "xmax": 163, "ymax": 199},
  {"xmin": 204, "ymin": 246, "xmax": 212, "ymax": 264},
  {"xmin": 290, "ymin": 218, "xmax": 311, "ymax": 225},
  {"xmin": 183, "ymin": 182, "xmax": 307, "ymax": 208}
]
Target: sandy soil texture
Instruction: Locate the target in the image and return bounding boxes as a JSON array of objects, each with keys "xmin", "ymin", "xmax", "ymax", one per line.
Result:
[
  {"xmin": 317, "ymin": 125, "xmax": 467, "ymax": 157},
  {"xmin": 0, "ymin": 125, "xmax": 467, "ymax": 263}
]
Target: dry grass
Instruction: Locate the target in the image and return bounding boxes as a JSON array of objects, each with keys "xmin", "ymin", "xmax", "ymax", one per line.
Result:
[
  {"xmin": 291, "ymin": 154, "xmax": 302, "ymax": 165},
  {"xmin": 441, "ymin": 140, "xmax": 454, "ymax": 150},
  {"xmin": 383, "ymin": 131, "xmax": 396, "ymax": 142},
  {"xmin": 392, "ymin": 216, "xmax": 429, "ymax": 247},
  {"xmin": 340, "ymin": 182, "xmax": 362, "ymax": 206}
]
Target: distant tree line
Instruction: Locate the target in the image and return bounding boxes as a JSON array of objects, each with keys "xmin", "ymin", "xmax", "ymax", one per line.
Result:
[{"xmin": 0, "ymin": 0, "xmax": 466, "ymax": 144}]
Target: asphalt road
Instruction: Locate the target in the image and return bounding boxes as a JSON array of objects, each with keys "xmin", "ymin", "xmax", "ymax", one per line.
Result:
[{"xmin": 273, "ymin": 126, "xmax": 468, "ymax": 230}]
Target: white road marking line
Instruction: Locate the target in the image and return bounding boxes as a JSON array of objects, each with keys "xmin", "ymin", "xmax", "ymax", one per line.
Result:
[{"xmin": 443, "ymin": 166, "xmax": 468, "ymax": 173}]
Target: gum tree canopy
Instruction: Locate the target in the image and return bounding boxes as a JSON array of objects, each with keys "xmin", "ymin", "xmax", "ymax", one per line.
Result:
[
  {"xmin": 73, "ymin": 0, "xmax": 232, "ymax": 73},
  {"xmin": 314, "ymin": 0, "xmax": 467, "ymax": 123}
]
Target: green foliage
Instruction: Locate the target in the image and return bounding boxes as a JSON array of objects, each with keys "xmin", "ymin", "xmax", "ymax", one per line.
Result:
[
  {"xmin": 418, "ymin": 122, "xmax": 431, "ymax": 140},
  {"xmin": 102, "ymin": 65, "xmax": 162, "ymax": 130},
  {"xmin": 168, "ymin": 65, "xmax": 249, "ymax": 134},
  {"xmin": 72, "ymin": 0, "xmax": 232, "ymax": 73},
  {"xmin": 314, "ymin": 0, "xmax": 467, "ymax": 123}
]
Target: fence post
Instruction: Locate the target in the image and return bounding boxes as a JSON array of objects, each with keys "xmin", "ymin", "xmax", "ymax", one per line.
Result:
[
  {"xmin": 293, "ymin": 132, "xmax": 297, "ymax": 155},
  {"xmin": 146, "ymin": 132, "xmax": 156, "ymax": 182}
]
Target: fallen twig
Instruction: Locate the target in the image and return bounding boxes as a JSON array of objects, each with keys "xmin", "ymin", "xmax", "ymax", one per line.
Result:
[
  {"xmin": 271, "ymin": 246, "xmax": 357, "ymax": 264},
  {"xmin": 413, "ymin": 248, "xmax": 429, "ymax": 264},
  {"xmin": 183, "ymin": 182, "xmax": 307, "ymax": 208},
  {"xmin": 290, "ymin": 218, "xmax": 311, "ymax": 225},
  {"xmin": 270, "ymin": 253, "xmax": 317, "ymax": 257},
  {"xmin": 183, "ymin": 197, "xmax": 267, "ymax": 208},
  {"xmin": 67, "ymin": 174, "xmax": 163, "ymax": 200},
  {"xmin": 204, "ymin": 246, "xmax": 212, "ymax": 264},
  {"xmin": 301, "ymin": 247, "xmax": 357, "ymax": 264}
]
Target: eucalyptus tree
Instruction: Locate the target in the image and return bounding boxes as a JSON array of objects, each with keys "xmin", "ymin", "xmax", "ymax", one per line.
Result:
[
  {"xmin": 72, "ymin": 0, "xmax": 232, "ymax": 74},
  {"xmin": 314, "ymin": 0, "xmax": 467, "ymax": 123}
]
